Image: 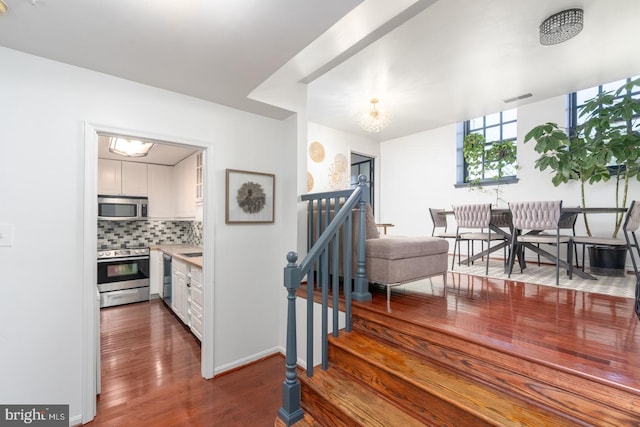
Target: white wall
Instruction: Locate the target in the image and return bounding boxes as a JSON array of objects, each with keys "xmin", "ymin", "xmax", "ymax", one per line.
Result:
[
  {"xmin": 380, "ymin": 94, "xmax": 640, "ymax": 241},
  {"xmin": 307, "ymin": 121, "xmax": 380, "ymax": 210},
  {"xmin": 0, "ymin": 46, "xmax": 296, "ymax": 423}
]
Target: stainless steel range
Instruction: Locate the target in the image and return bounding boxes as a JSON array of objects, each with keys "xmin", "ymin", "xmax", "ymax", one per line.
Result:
[{"xmin": 97, "ymin": 246, "xmax": 150, "ymax": 308}]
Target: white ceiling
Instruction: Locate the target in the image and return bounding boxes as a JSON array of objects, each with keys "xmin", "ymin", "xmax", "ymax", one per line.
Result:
[
  {"xmin": 1, "ymin": 0, "xmax": 639, "ymax": 144},
  {"xmin": 97, "ymin": 135, "xmax": 199, "ymax": 166},
  {"xmin": 0, "ymin": 0, "xmax": 361, "ymax": 119}
]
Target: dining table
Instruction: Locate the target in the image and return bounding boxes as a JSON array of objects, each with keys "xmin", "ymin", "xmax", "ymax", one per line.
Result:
[{"xmin": 441, "ymin": 207, "xmax": 627, "ymax": 281}]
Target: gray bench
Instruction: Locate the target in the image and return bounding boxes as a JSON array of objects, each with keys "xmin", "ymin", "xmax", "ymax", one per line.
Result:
[
  {"xmin": 354, "ymin": 204, "xmax": 449, "ymax": 308},
  {"xmin": 309, "ymin": 201, "xmax": 449, "ymax": 307}
]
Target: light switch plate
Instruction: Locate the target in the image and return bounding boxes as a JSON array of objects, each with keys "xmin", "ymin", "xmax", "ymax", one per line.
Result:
[{"xmin": 0, "ymin": 223, "xmax": 15, "ymax": 247}]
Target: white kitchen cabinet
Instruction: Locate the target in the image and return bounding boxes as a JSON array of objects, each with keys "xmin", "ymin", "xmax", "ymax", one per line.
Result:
[
  {"xmin": 149, "ymin": 249, "xmax": 163, "ymax": 297},
  {"xmin": 189, "ymin": 266, "xmax": 203, "ymax": 341},
  {"xmin": 121, "ymin": 161, "xmax": 148, "ymax": 196},
  {"xmin": 147, "ymin": 164, "xmax": 174, "ymax": 219},
  {"xmin": 195, "ymin": 152, "xmax": 204, "ymax": 222},
  {"xmin": 98, "ymin": 159, "xmax": 148, "ymax": 196},
  {"xmin": 172, "ymin": 259, "xmax": 189, "ymax": 324},
  {"xmin": 196, "ymin": 152, "xmax": 203, "ymax": 203},
  {"xmin": 98, "ymin": 159, "xmax": 122, "ymax": 195},
  {"xmin": 173, "ymin": 153, "xmax": 197, "ymax": 219}
]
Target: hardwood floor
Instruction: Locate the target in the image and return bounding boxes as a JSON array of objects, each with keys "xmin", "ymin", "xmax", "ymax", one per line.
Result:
[
  {"xmin": 87, "ymin": 299, "xmax": 284, "ymax": 427},
  {"xmin": 298, "ymin": 270, "xmax": 640, "ymax": 424},
  {"xmin": 88, "ymin": 271, "xmax": 640, "ymax": 426},
  {"xmin": 367, "ymin": 271, "xmax": 640, "ymax": 395}
]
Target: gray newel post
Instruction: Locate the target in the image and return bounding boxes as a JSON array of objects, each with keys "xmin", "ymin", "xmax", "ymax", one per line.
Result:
[
  {"xmin": 278, "ymin": 251, "xmax": 304, "ymax": 426},
  {"xmin": 353, "ymin": 174, "xmax": 372, "ymax": 302}
]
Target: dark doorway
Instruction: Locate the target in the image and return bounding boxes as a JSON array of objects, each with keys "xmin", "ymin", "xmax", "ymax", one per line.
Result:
[{"xmin": 351, "ymin": 153, "xmax": 374, "ymax": 212}]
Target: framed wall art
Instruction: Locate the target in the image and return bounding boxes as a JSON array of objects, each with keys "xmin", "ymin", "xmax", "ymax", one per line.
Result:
[{"xmin": 225, "ymin": 169, "xmax": 275, "ymax": 224}]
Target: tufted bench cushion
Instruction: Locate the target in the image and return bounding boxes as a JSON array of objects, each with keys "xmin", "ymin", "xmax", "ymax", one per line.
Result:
[{"xmin": 367, "ymin": 237, "xmax": 448, "ymax": 259}]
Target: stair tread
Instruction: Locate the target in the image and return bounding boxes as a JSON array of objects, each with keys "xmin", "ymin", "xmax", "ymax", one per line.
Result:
[
  {"xmin": 300, "ymin": 366, "xmax": 426, "ymax": 427},
  {"xmin": 351, "ymin": 309, "xmax": 639, "ymax": 425},
  {"xmin": 330, "ymin": 331, "xmax": 573, "ymax": 425}
]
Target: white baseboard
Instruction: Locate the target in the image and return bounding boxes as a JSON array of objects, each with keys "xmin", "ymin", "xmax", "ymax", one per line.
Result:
[
  {"xmin": 69, "ymin": 414, "xmax": 83, "ymax": 426},
  {"xmin": 214, "ymin": 347, "xmax": 281, "ymax": 376}
]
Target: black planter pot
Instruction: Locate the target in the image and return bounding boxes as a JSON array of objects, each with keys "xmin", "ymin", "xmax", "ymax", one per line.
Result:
[{"xmin": 588, "ymin": 245, "xmax": 627, "ymax": 277}]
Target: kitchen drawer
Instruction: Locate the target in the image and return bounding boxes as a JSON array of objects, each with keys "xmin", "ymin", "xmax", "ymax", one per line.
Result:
[
  {"xmin": 190, "ymin": 266, "xmax": 202, "ymax": 283},
  {"xmin": 100, "ymin": 286, "xmax": 149, "ymax": 308},
  {"xmin": 191, "ymin": 282, "xmax": 203, "ymax": 307},
  {"xmin": 173, "ymin": 258, "xmax": 188, "ymax": 275},
  {"xmin": 190, "ymin": 301, "xmax": 203, "ymax": 341}
]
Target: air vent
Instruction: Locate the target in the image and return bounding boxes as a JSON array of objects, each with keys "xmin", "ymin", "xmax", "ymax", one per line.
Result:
[{"xmin": 504, "ymin": 93, "xmax": 533, "ymax": 103}]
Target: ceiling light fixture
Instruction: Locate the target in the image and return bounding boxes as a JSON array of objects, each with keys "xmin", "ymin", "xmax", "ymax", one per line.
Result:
[
  {"xmin": 539, "ymin": 8, "xmax": 584, "ymax": 45},
  {"xmin": 108, "ymin": 137, "xmax": 154, "ymax": 157},
  {"xmin": 0, "ymin": 0, "xmax": 8, "ymax": 16},
  {"xmin": 358, "ymin": 98, "xmax": 392, "ymax": 133}
]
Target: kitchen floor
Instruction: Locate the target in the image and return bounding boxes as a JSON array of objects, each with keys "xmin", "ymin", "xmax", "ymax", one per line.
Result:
[{"xmin": 89, "ymin": 299, "xmax": 284, "ymax": 426}]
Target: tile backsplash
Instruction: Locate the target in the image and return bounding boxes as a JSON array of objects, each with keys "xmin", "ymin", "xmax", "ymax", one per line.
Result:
[{"xmin": 98, "ymin": 220, "xmax": 202, "ymax": 248}]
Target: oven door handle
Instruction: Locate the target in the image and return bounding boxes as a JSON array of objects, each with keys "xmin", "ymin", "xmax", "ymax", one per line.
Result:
[{"xmin": 98, "ymin": 256, "xmax": 150, "ymax": 263}]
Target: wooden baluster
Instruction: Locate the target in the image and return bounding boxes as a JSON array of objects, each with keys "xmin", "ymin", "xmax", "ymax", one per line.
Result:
[
  {"xmin": 354, "ymin": 175, "xmax": 372, "ymax": 302},
  {"xmin": 278, "ymin": 252, "xmax": 304, "ymax": 426}
]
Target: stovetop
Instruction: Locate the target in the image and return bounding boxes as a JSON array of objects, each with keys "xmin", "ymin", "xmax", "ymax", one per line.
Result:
[{"xmin": 98, "ymin": 245, "xmax": 150, "ymax": 259}]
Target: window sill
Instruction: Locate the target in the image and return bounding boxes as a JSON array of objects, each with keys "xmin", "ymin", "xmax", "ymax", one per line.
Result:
[{"xmin": 454, "ymin": 176, "xmax": 519, "ymax": 189}]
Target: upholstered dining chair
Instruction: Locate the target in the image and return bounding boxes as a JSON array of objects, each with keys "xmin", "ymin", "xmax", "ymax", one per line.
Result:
[
  {"xmin": 572, "ymin": 202, "xmax": 640, "ymax": 274},
  {"xmin": 622, "ymin": 201, "xmax": 640, "ymax": 320},
  {"xmin": 429, "ymin": 208, "xmax": 462, "ymax": 265},
  {"xmin": 429, "ymin": 208, "xmax": 457, "ymax": 239},
  {"xmin": 532, "ymin": 211, "xmax": 579, "ymax": 267},
  {"xmin": 507, "ymin": 201, "xmax": 573, "ymax": 286},
  {"xmin": 452, "ymin": 203, "xmax": 505, "ymax": 275},
  {"xmin": 622, "ymin": 201, "xmax": 640, "ymax": 275}
]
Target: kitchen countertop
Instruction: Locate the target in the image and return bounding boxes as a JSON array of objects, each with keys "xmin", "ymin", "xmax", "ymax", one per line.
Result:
[{"xmin": 150, "ymin": 244, "xmax": 203, "ymax": 268}]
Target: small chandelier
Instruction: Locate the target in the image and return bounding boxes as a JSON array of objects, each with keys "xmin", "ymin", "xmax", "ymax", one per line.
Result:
[
  {"xmin": 539, "ymin": 8, "xmax": 583, "ymax": 45},
  {"xmin": 108, "ymin": 137, "xmax": 154, "ymax": 157},
  {"xmin": 358, "ymin": 98, "xmax": 392, "ymax": 133}
]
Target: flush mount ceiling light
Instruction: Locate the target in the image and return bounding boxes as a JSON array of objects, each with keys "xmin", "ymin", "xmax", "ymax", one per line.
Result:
[
  {"xmin": 108, "ymin": 137, "xmax": 154, "ymax": 157},
  {"xmin": 358, "ymin": 98, "xmax": 392, "ymax": 133},
  {"xmin": 540, "ymin": 8, "xmax": 584, "ymax": 45},
  {"xmin": 0, "ymin": 0, "xmax": 7, "ymax": 16}
]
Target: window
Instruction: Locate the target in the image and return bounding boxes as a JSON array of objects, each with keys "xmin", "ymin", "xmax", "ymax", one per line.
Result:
[
  {"xmin": 569, "ymin": 76, "xmax": 640, "ymax": 169},
  {"xmin": 570, "ymin": 76, "xmax": 640, "ymax": 130},
  {"xmin": 457, "ymin": 108, "xmax": 518, "ymax": 186}
]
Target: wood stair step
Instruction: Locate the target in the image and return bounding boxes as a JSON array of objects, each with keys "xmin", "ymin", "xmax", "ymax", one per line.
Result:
[
  {"xmin": 351, "ymin": 307, "xmax": 640, "ymax": 426},
  {"xmin": 298, "ymin": 366, "xmax": 426, "ymax": 427},
  {"xmin": 329, "ymin": 331, "xmax": 578, "ymax": 426}
]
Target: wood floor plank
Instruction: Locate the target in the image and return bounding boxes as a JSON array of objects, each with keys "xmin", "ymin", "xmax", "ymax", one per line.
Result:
[{"xmin": 87, "ymin": 299, "xmax": 284, "ymax": 426}]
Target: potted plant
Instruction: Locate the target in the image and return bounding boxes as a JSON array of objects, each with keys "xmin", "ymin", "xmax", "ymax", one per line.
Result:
[
  {"xmin": 522, "ymin": 124, "xmax": 610, "ymax": 236},
  {"xmin": 463, "ymin": 133, "xmax": 518, "ymax": 206},
  {"xmin": 524, "ymin": 77, "xmax": 640, "ymax": 274},
  {"xmin": 580, "ymin": 78, "xmax": 640, "ymax": 236}
]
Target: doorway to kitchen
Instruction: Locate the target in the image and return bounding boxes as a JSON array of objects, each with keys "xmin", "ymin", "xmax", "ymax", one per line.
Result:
[{"xmin": 82, "ymin": 123, "xmax": 215, "ymax": 422}]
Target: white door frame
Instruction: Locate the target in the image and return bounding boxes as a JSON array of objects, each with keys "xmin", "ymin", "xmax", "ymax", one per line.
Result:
[{"xmin": 81, "ymin": 122, "xmax": 216, "ymax": 423}]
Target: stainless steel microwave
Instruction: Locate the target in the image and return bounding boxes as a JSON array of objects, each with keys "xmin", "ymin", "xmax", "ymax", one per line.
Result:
[{"xmin": 98, "ymin": 196, "xmax": 148, "ymax": 220}]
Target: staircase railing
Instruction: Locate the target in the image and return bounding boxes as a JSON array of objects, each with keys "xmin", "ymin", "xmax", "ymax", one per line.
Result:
[{"xmin": 278, "ymin": 175, "xmax": 372, "ymax": 426}]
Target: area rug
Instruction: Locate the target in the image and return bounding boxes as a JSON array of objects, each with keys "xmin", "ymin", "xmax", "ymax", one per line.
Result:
[{"xmin": 449, "ymin": 257, "xmax": 636, "ymax": 299}]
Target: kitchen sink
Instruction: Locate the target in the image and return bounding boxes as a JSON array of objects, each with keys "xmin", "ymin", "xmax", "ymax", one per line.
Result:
[{"xmin": 181, "ymin": 252, "xmax": 202, "ymax": 258}]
